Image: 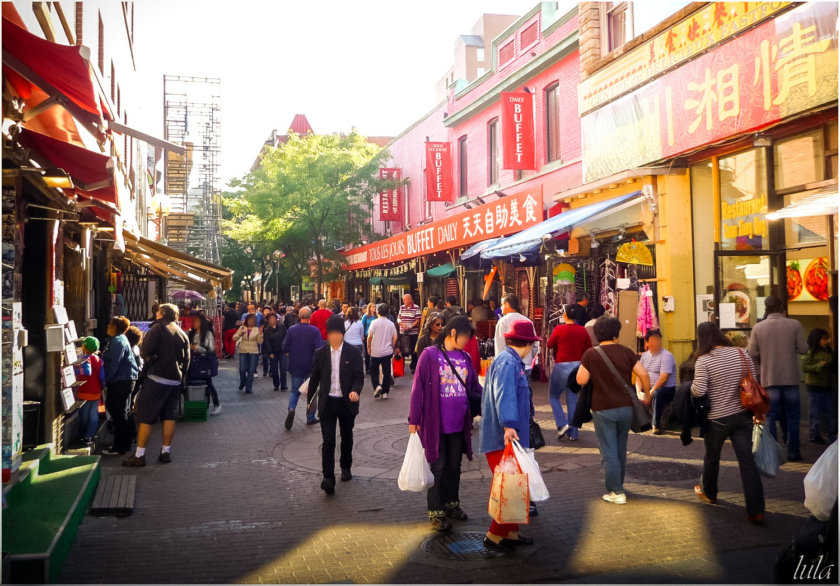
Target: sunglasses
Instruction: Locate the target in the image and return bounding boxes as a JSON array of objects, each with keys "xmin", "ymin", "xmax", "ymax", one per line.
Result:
[{"xmin": 433, "ymin": 321, "xmax": 443, "ymax": 327}]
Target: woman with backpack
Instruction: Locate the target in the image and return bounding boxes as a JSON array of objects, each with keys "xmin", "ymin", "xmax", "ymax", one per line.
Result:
[
  {"xmin": 408, "ymin": 316, "xmax": 483, "ymax": 532},
  {"xmin": 189, "ymin": 315, "xmax": 221, "ymax": 415}
]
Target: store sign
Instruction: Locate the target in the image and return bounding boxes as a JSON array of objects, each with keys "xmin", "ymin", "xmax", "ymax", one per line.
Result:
[
  {"xmin": 425, "ymin": 142, "xmax": 454, "ymax": 202},
  {"xmin": 342, "ymin": 187, "xmax": 544, "ymax": 270},
  {"xmin": 501, "ymin": 92, "xmax": 536, "ymax": 170},
  {"xmin": 721, "ymin": 194, "xmax": 768, "ymax": 248},
  {"xmin": 578, "ymin": 2, "xmax": 791, "ymax": 115},
  {"xmin": 581, "ymin": 2, "xmax": 838, "ymax": 183},
  {"xmin": 378, "ymin": 168, "xmax": 402, "ymax": 222},
  {"xmin": 353, "ymin": 260, "xmax": 416, "ymax": 279}
]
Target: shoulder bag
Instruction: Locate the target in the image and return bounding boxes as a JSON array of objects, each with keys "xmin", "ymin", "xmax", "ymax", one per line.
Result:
[
  {"xmin": 594, "ymin": 346, "xmax": 652, "ymax": 433},
  {"xmin": 739, "ymin": 348, "xmax": 769, "ymax": 420},
  {"xmin": 440, "ymin": 347, "xmax": 482, "ymax": 419}
]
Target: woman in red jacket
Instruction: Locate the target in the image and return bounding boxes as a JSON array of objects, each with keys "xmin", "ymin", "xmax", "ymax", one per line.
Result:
[{"xmin": 546, "ymin": 304, "xmax": 592, "ymax": 441}]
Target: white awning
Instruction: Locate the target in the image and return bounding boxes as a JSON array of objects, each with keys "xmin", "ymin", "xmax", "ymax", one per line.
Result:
[{"xmin": 767, "ymin": 190, "xmax": 838, "ymax": 220}]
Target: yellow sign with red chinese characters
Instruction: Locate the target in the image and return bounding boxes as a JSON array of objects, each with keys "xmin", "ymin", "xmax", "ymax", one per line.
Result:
[
  {"xmin": 582, "ymin": 2, "xmax": 838, "ymax": 183},
  {"xmin": 579, "ymin": 2, "xmax": 792, "ymax": 115}
]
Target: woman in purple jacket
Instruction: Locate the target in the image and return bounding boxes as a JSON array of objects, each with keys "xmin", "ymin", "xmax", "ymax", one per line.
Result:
[{"xmin": 408, "ymin": 316, "xmax": 483, "ymax": 532}]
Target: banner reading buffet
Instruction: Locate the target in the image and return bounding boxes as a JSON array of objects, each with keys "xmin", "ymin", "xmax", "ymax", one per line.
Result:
[{"xmin": 342, "ymin": 187, "xmax": 544, "ymax": 270}]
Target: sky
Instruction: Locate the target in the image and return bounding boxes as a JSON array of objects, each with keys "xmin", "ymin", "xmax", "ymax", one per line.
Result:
[{"xmin": 132, "ymin": 0, "xmax": 545, "ymax": 185}]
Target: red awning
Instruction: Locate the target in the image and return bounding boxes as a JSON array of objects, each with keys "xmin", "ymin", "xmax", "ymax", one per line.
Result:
[
  {"xmin": 17, "ymin": 128, "xmax": 117, "ymax": 204},
  {"xmin": 2, "ymin": 16, "xmax": 109, "ymax": 120}
]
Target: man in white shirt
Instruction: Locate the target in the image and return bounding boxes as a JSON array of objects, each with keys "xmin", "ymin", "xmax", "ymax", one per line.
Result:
[
  {"xmin": 367, "ymin": 303, "xmax": 398, "ymax": 399},
  {"xmin": 494, "ymin": 294, "xmax": 539, "ymax": 369}
]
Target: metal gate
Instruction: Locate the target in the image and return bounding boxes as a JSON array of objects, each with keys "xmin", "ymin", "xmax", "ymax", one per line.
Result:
[{"xmin": 122, "ymin": 269, "xmax": 150, "ymax": 322}]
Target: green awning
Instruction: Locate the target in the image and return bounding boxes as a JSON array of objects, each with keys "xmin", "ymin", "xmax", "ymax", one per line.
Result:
[
  {"xmin": 426, "ymin": 263, "xmax": 455, "ymax": 278},
  {"xmin": 384, "ymin": 273, "xmax": 413, "ymax": 285},
  {"xmin": 369, "ymin": 277, "xmax": 384, "ymax": 285}
]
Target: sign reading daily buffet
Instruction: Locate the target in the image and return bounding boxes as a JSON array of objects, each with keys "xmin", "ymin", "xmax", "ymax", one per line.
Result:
[{"xmin": 342, "ymin": 187, "xmax": 544, "ymax": 270}]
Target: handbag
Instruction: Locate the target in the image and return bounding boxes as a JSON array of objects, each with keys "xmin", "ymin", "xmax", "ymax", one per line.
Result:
[
  {"xmin": 529, "ymin": 417, "xmax": 546, "ymax": 450},
  {"xmin": 594, "ymin": 346, "xmax": 652, "ymax": 433},
  {"xmin": 393, "ymin": 354, "xmax": 405, "ymax": 378},
  {"xmin": 488, "ymin": 443, "xmax": 530, "ymax": 524},
  {"xmin": 440, "ymin": 347, "xmax": 482, "ymax": 418},
  {"xmin": 738, "ymin": 349, "xmax": 770, "ymax": 420}
]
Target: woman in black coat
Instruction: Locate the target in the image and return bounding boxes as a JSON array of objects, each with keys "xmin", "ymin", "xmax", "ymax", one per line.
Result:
[{"xmin": 262, "ymin": 313, "xmax": 288, "ymax": 391}]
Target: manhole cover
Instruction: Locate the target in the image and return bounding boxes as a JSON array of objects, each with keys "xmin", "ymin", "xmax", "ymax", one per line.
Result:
[
  {"xmin": 421, "ymin": 531, "xmax": 503, "ymax": 560},
  {"xmin": 626, "ymin": 461, "xmax": 700, "ymax": 482}
]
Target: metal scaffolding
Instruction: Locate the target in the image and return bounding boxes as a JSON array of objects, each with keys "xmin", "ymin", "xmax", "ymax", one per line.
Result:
[{"xmin": 163, "ymin": 75, "xmax": 222, "ymax": 266}]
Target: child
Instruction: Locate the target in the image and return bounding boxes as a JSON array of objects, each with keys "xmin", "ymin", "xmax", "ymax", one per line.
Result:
[
  {"xmin": 801, "ymin": 328, "xmax": 837, "ymax": 445},
  {"xmin": 75, "ymin": 336, "xmax": 105, "ymax": 445}
]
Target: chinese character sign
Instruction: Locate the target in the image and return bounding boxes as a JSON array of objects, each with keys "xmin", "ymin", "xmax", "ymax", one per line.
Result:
[
  {"xmin": 581, "ymin": 2, "xmax": 837, "ymax": 183},
  {"xmin": 425, "ymin": 142, "xmax": 454, "ymax": 202},
  {"xmin": 501, "ymin": 92, "xmax": 536, "ymax": 170},
  {"xmin": 342, "ymin": 187, "xmax": 544, "ymax": 270},
  {"xmin": 378, "ymin": 168, "xmax": 402, "ymax": 222}
]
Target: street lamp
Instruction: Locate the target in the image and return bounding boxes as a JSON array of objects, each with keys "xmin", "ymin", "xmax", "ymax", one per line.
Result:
[
  {"xmin": 272, "ymin": 249, "xmax": 284, "ymax": 303},
  {"xmin": 150, "ymin": 193, "xmax": 171, "ymax": 242}
]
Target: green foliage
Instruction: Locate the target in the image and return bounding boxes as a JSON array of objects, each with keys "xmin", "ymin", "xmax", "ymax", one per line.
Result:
[{"xmin": 223, "ymin": 130, "xmax": 390, "ymax": 293}]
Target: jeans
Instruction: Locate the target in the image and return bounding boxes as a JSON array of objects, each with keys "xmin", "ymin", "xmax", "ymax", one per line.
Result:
[
  {"xmin": 765, "ymin": 385, "xmax": 801, "ymax": 458},
  {"xmin": 105, "ymin": 379, "xmax": 134, "ymax": 453},
  {"xmin": 701, "ymin": 410, "xmax": 765, "ymax": 516},
  {"xmin": 289, "ymin": 375, "xmax": 318, "ymax": 423},
  {"xmin": 428, "ymin": 432, "xmax": 464, "ymax": 518},
  {"xmin": 320, "ymin": 397, "xmax": 356, "ymax": 479},
  {"xmin": 207, "ymin": 378, "xmax": 220, "ymax": 407},
  {"xmin": 652, "ymin": 386, "xmax": 676, "ymax": 429},
  {"xmin": 79, "ymin": 399, "xmax": 100, "ymax": 439},
  {"xmin": 239, "ymin": 352, "xmax": 259, "ymax": 392},
  {"xmin": 486, "ymin": 449, "xmax": 518, "ymax": 538},
  {"xmin": 807, "ymin": 386, "xmax": 837, "ymax": 442},
  {"xmin": 549, "ymin": 361, "xmax": 579, "ymax": 439},
  {"xmin": 267, "ymin": 354, "xmax": 288, "ymax": 389},
  {"xmin": 369, "ymin": 354, "xmax": 393, "ymax": 394},
  {"xmin": 401, "ymin": 333, "xmax": 419, "ymax": 370},
  {"xmin": 592, "ymin": 406, "xmax": 632, "ymax": 494}
]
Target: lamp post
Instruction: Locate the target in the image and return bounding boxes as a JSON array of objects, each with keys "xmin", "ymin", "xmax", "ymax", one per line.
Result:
[
  {"xmin": 150, "ymin": 193, "xmax": 171, "ymax": 243},
  {"xmin": 272, "ymin": 249, "xmax": 284, "ymax": 303}
]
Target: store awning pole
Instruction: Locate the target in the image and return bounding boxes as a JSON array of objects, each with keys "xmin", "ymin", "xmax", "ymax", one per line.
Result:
[{"xmin": 107, "ymin": 120, "xmax": 186, "ymax": 155}]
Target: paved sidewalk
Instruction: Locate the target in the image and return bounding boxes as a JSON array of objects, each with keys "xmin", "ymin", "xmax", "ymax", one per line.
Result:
[{"xmin": 59, "ymin": 357, "xmax": 824, "ymax": 584}]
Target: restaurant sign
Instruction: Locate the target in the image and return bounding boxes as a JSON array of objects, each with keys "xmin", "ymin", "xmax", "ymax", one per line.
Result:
[
  {"xmin": 353, "ymin": 260, "xmax": 416, "ymax": 279},
  {"xmin": 578, "ymin": 2, "xmax": 791, "ymax": 115},
  {"xmin": 581, "ymin": 2, "xmax": 838, "ymax": 183},
  {"xmin": 342, "ymin": 187, "xmax": 544, "ymax": 270}
]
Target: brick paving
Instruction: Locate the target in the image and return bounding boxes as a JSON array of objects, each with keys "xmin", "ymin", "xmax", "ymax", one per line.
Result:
[{"xmin": 58, "ymin": 356, "xmax": 825, "ymax": 584}]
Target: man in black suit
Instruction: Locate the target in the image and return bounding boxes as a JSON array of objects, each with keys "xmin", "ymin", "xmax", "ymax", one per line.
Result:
[{"xmin": 307, "ymin": 315, "xmax": 365, "ymax": 495}]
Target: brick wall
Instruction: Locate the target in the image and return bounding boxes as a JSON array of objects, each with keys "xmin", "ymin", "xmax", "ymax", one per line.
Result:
[{"xmin": 578, "ymin": 2, "xmax": 602, "ymax": 77}]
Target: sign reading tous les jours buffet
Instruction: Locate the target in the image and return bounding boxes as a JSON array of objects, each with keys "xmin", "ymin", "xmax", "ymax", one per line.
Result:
[
  {"xmin": 425, "ymin": 142, "xmax": 454, "ymax": 202},
  {"xmin": 501, "ymin": 92, "xmax": 536, "ymax": 170},
  {"xmin": 342, "ymin": 187, "xmax": 544, "ymax": 270}
]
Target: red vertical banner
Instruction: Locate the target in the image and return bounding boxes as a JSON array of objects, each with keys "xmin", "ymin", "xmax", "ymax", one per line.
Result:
[
  {"xmin": 378, "ymin": 168, "xmax": 402, "ymax": 222},
  {"xmin": 425, "ymin": 142, "xmax": 454, "ymax": 202},
  {"xmin": 501, "ymin": 92, "xmax": 536, "ymax": 170}
]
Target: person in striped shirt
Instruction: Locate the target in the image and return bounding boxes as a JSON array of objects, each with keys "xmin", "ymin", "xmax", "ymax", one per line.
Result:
[
  {"xmin": 639, "ymin": 330, "xmax": 677, "ymax": 435},
  {"xmin": 691, "ymin": 322, "xmax": 765, "ymax": 524},
  {"xmin": 398, "ymin": 293, "xmax": 422, "ymax": 372}
]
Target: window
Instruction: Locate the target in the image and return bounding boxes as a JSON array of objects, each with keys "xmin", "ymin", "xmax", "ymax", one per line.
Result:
[
  {"xmin": 545, "ymin": 83, "xmax": 561, "ymax": 163},
  {"xmin": 718, "ymin": 148, "xmax": 768, "ymax": 250},
  {"xmin": 458, "ymin": 136, "xmax": 468, "ymax": 197},
  {"xmin": 774, "ymin": 129, "xmax": 825, "ymax": 190},
  {"xmin": 520, "ymin": 21, "xmax": 539, "ymax": 49},
  {"xmin": 499, "ymin": 41, "xmax": 515, "ymax": 66},
  {"xmin": 487, "ymin": 119, "xmax": 499, "ymax": 187},
  {"xmin": 476, "ymin": 47, "xmax": 485, "ymax": 62},
  {"xmin": 476, "ymin": 67, "xmax": 485, "ymax": 76},
  {"xmin": 97, "ymin": 11, "xmax": 104, "ymax": 74},
  {"xmin": 607, "ymin": 3, "xmax": 631, "ymax": 52},
  {"xmin": 606, "ymin": 2, "xmax": 692, "ymax": 52}
]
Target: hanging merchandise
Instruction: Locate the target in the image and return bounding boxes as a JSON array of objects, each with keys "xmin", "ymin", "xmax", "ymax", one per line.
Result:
[
  {"xmin": 636, "ymin": 283, "xmax": 659, "ymax": 338},
  {"xmin": 553, "ymin": 263, "xmax": 575, "ymax": 285},
  {"xmin": 600, "ymin": 257, "xmax": 616, "ymax": 316},
  {"xmin": 616, "ymin": 241, "xmax": 653, "ymax": 266},
  {"xmin": 482, "ymin": 266, "xmax": 498, "ymax": 301}
]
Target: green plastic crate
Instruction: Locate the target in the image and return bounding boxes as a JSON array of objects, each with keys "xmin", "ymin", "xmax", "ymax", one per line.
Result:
[{"xmin": 183, "ymin": 400, "xmax": 208, "ymax": 422}]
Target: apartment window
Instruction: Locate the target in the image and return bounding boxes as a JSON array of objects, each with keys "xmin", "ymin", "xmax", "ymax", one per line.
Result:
[
  {"xmin": 520, "ymin": 21, "xmax": 539, "ymax": 49},
  {"xmin": 499, "ymin": 41, "xmax": 515, "ymax": 66},
  {"xmin": 545, "ymin": 83, "xmax": 561, "ymax": 163},
  {"xmin": 476, "ymin": 67, "xmax": 485, "ymax": 76},
  {"xmin": 458, "ymin": 136, "xmax": 468, "ymax": 197},
  {"xmin": 607, "ymin": 3, "xmax": 632, "ymax": 52},
  {"xmin": 97, "ymin": 11, "xmax": 104, "ymax": 74},
  {"xmin": 487, "ymin": 119, "xmax": 499, "ymax": 187},
  {"xmin": 476, "ymin": 47, "xmax": 485, "ymax": 62}
]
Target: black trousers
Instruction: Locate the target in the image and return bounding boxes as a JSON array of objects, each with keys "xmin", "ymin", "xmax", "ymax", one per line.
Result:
[
  {"xmin": 369, "ymin": 355, "xmax": 393, "ymax": 394},
  {"xmin": 427, "ymin": 432, "xmax": 465, "ymax": 518},
  {"xmin": 701, "ymin": 410, "xmax": 765, "ymax": 516},
  {"xmin": 320, "ymin": 397, "xmax": 356, "ymax": 479},
  {"xmin": 105, "ymin": 379, "xmax": 134, "ymax": 453}
]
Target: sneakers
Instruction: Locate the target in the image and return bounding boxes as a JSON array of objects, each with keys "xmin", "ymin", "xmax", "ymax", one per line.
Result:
[
  {"xmin": 694, "ymin": 485, "xmax": 716, "ymax": 505},
  {"xmin": 158, "ymin": 451, "xmax": 172, "ymax": 464},
  {"xmin": 306, "ymin": 418, "xmax": 320, "ymax": 425},
  {"xmin": 381, "ymin": 393, "xmax": 389, "ymax": 400},
  {"xmin": 210, "ymin": 405, "xmax": 222, "ymax": 416},
  {"xmin": 285, "ymin": 410, "xmax": 295, "ymax": 431},
  {"xmin": 121, "ymin": 454, "xmax": 146, "ymax": 467},
  {"xmin": 557, "ymin": 424, "xmax": 569, "ymax": 440},
  {"xmin": 602, "ymin": 491, "xmax": 627, "ymax": 504},
  {"xmin": 374, "ymin": 385, "xmax": 383, "ymax": 398}
]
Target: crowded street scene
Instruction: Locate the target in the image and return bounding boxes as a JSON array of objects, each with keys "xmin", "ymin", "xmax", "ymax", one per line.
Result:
[{"xmin": 1, "ymin": 1, "xmax": 838, "ymax": 584}]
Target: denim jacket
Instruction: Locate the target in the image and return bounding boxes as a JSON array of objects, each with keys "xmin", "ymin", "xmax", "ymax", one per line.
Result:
[
  {"xmin": 103, "ymin": 334, "xmax": 139, "ymax": 383},
  {"xmin": 479, "ymin": 346, "xmax": 531, "ymax": 454}
]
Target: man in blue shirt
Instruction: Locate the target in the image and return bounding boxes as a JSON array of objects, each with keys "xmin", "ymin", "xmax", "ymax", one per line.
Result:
[
  {"xmin": 241, "ymin": 303, "xmax": 263, "ymax": 327},
  {"xmin": 282, "ymin": 307, "xmax": 324, "ymax": 429},
  {"xmin": 639, "ymin": 330, "xmax": 677, "ymax": 435}
]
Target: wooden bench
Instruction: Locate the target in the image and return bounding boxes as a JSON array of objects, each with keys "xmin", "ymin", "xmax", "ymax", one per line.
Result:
[{"xmin": 89, "ymin": 474, "xmax": 136, "ymax": 517}]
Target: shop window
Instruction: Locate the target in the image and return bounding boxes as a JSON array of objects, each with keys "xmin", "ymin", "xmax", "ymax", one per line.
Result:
[
  {"xmin": 718, "ymin": 148, "xmax": 769, "ymax": 250},
  {"xmin": 718, "ymin": 256, "xmax": 775, "ymax": 332},
  {"xmin": 782, "ymin": 187, "xmax": 831, "ymax": 246},
  {"xmin": 487, "ymin": 118, "xmax": 499, "ymax": 187},
  {"xmin": 545, "ymin": 83, "xmax": 561, "ymax": 163},
  {"xmin": 774, "ymin": 129, "xmax": 825, "ymax": 190},
  {"xmin": 458, "ymin": 135, "xmax": 468, "ymax": 197}
]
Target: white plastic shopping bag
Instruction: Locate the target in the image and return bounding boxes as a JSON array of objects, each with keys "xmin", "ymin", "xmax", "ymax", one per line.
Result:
[
  {"xmin": 804, "ymin": 440, "xmax": 837, "ymax": 521},
  {"xmin": 752, "ymin": 423, "xmax": 784, "ymax": 478},
  {"xmin": 512, "ymin": 440, "xmax": 549, "ymax": 501},
  {"xmin": 398, "ymin": 433, "xmax": 434, "ymax": 492}
]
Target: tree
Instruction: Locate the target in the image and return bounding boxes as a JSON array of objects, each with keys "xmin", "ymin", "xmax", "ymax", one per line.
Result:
[{"xmin": 224, "ymin": 131, "xmax": 389, "ymax": 295}]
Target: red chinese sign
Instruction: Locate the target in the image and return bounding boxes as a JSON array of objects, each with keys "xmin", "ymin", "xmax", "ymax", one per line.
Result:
[
  {"xmin": 501, "ymin": 92, "xmax": 536, "ymax": 170},
  {"xmin": 425, "ymin": 142, "xmax": 454, "ymax": 202},
  {"xmin": 582, "ymin": 2, "xmax": 838, "ymax": 182},
  {"xmin": 378, "ymin": 168, "xmax": 402, "ymax": 222},
  {"xmin": 342, "ymin": 187, "xmax": 544, "ymax": 270}
]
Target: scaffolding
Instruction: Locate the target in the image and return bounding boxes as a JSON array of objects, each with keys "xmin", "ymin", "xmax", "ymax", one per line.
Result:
[{"xmin": 163, "ymin": 75, "xmax": 222, "ymax": 266}]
